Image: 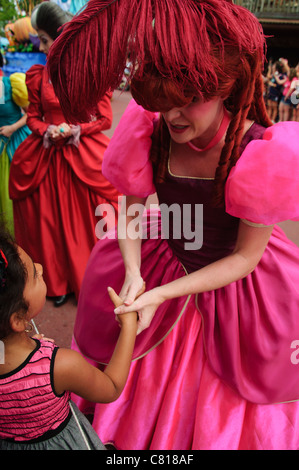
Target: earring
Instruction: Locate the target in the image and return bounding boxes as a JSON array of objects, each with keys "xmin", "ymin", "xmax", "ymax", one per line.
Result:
[{"xmin": 25, "ymin": 322, "xmax": 33, "ymax": 333}]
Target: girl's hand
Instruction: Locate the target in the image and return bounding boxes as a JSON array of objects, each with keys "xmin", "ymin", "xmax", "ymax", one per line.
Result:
[
  {"xmin": 108, "ymin": 286, "xmax": 138, "ymax": 327},
  {"xmin": 114, "ymin": 287, "xmax": 164, "ymax": 335}
]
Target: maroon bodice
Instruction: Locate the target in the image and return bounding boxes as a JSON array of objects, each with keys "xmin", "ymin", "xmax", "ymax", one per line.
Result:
[
  {"xmin": 156, "ymin": 176, "xmax": 238, "ymax": 272},
  {"xmin": 155, "ymin": 123, "xmax": 265, "ymax": 273}
]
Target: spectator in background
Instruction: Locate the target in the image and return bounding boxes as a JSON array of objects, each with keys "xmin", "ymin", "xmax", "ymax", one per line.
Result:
[
  {"xmin": 266, "ymin": 59, "xmax": 287, "ymax": 122},
  {"xmin": 279, "ymin": 67, "xmax": 297, "ymax": 121},
  {"xmin": 285, "ymin": 63, "xmax": 299, "ymax": 122},
  {"xmin": 0, "ymin": 62, "xmax": 31, "ymax": 235}
]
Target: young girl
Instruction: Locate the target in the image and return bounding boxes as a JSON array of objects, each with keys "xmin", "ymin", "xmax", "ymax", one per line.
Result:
[{"xmin": 0, "ymin": 227, "xmax": 138, "ymax": 450}]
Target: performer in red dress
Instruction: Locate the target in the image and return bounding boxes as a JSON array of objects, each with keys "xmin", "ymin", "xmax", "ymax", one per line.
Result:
[{"xmin": 9, "ymin": 2, "xmax": 120, "ymax": 306}]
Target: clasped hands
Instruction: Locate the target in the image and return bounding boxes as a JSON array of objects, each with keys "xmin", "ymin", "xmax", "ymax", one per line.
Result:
[
  {"xmin": 111, "ymin": 274, "xmax": 164, "ymax": 335},
  {"xmin": 48, "ymin": 122, "xmax": 73, "ymax": 141}
]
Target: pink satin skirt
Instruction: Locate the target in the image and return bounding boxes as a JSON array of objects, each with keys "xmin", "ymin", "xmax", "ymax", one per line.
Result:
[{"xmin": 71, "ymin": 214, "xmax": 299, "ymax": 450}]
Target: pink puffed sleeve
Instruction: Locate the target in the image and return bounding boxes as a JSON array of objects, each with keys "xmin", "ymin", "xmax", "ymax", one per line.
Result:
[
  {"xmin": 102, "ymin": 99, "xmax": 158, "ymax": 198},
  {"xmin": 225, "ymin": 122, "xmax": 299, "ymax": 225}
]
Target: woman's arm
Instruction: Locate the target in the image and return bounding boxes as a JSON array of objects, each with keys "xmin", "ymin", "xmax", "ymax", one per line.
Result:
[
  {"xmin": 0, "ymin": 113, "xmax": 27, "ymax": 138},
  {"xmin": 159, "ymin": 221, "xmax": 273, "ymax": 297},
  {"xmin": 274, "ymin": 74, "xmax": 287, "ymax": 86},
  {"xmin": 53, "ymin": 288, "xmax": 138, "ymax": 403},
  {"xmin": 114, "ymin": 221, "xmax": 273, "ymax": 333},
  {"xmin": 77, "ymin": 92, "xmax": 113, "ymax": 135},
  {"xmin": 26, "ymin": 101, "xmax": 49, "ymax": 136},
  {"xmin": 117, "ymin": 194, "xmax": 147, "ymax": 305}
]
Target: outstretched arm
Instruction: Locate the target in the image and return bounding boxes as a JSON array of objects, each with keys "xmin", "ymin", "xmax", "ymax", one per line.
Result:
[
  {"xmin": 115, "ymin": 221, "xmax": 273, "ymax": 333},
  {"xmin": 53, "ymin": 288, "xmax": 138, "ymax": 403}
]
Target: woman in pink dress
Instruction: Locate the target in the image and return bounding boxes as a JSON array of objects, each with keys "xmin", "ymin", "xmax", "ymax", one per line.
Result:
[
  {"xmin": 48, "ymin": 0, "xmax": 299, "ymax": 449},
  {"xmin": 9, "ymin": 2, "xmax": 120, "ymax": 307}
]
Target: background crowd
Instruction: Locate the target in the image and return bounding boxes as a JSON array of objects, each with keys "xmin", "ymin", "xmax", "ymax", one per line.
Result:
[{"xmin": 264, "ymin": 57, "xmax": 299, "ymax": 122}]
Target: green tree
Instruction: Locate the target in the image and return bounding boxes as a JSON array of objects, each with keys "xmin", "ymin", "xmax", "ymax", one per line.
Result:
[
  {"xmin": 0, "ymin": 0, "xmax": 18, "ymax": 33},
  {"xmin": 16, "ymin": 0, "xmax": 41, "ymax": 15},
  {"xmin": 0, "ymin": 0, "xmax": 40, "ymax": 38}
]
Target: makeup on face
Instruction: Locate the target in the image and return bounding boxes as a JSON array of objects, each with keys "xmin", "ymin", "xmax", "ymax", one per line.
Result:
[
  {"xmin": 163, "ymin": 97, "xmax": 225, "ymax": 148},
  {"xmin": 37, "ymin": 29, "xmax": 54, "ymax": 55}
]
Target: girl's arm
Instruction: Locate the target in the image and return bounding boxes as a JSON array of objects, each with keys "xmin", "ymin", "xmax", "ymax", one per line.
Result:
[
  {"xmin": 53, "ymin": 288, "xmax": 138, "ymax": 403},
  {"xmin": 274, "ymin": 74, "xmax": 287, "ymax": 86},
  {"xmin": 114, "ymin": 221, "xmax": 273, "ymax": 333}
]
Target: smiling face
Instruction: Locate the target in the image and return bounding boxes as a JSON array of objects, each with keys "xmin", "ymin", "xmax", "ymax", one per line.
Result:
[{"xmin": 162, "ymin": 96, "xmax": 225, "ymax": 148}]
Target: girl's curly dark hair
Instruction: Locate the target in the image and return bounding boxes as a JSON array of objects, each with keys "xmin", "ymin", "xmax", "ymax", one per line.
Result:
[{"xmin": 0, "ymin": 225, "xmax": 29, "ymax": 339}]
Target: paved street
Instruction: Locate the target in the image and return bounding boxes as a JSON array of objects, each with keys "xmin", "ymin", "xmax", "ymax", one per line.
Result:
[{"xmin": 33, "ymin": 90, "xmax": 299, "ymax": 348}]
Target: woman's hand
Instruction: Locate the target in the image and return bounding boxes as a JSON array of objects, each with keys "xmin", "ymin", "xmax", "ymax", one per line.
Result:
[
  {"xmin": 119, "ymin": 271, "xmax": 145, "ymax": 306},
  {"xmin": 0, "ymin": 124, "xmax": 15, "ymax": 138},
  {"xmin": 49, "ymin": 122, "xmax": 72, "ymax": 141},
  {"xmin": 114, "ymin": 287, "xmax": 164, "ymax": 335}
]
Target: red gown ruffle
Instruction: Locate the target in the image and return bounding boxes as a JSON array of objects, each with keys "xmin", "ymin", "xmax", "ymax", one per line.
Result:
[{"xmin": 9, "ymin": 65, "xmax": 121, "ymax": 297}]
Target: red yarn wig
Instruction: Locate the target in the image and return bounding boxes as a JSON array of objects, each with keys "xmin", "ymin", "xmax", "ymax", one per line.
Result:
[{"xmin": 48, "ymin": 0, "xmax": 272, "ymax": 205}]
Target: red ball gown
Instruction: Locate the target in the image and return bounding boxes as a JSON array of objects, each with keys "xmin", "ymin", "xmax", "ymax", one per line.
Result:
[{"xmin": 9, "ymin": 65, "xmax": 121, "ymax": 298}]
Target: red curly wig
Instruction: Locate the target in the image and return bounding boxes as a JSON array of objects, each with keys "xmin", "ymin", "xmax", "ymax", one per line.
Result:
[{"xmin": 47, "ymin": 0, "xmax": 272, "ymax": 205}]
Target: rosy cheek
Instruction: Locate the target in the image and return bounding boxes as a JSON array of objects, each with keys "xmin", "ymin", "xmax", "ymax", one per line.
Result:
[
  {"xmin": 199, "ymin": 100, "xmax": 216, "ymax": 112},
  {"xmin": 191, "ymin": 100, "xmax": 220, "ymax": 122}
]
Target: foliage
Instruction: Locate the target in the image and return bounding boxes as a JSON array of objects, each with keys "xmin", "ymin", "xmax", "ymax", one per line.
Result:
[
  {"xmin": 0, "ymin": 0, "xmax": 18, "ymax": 26},
  {"xmin": 16, "ymin": 0, "xmax": 41, "ymax": 16},
  {"xmin": 0, "ymin": 0, "xmax": 40, "ymax": 36}
]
